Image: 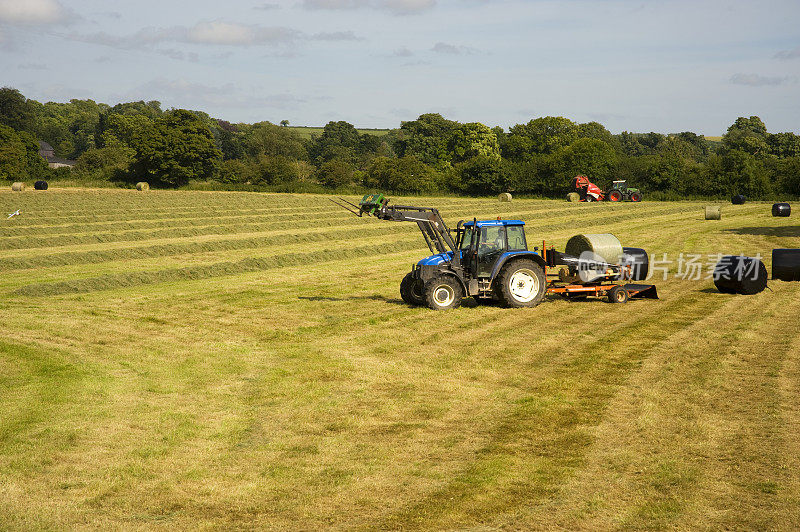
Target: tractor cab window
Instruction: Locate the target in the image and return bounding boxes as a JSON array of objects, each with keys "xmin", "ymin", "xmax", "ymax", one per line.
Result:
[
  {"xmin": 506, "ymin": 225, "xmax": 527, "ymax": 251},
  {"xmin": 460, "ymin": 226, "xmax": 475, "ymax": 250},
  {"xmin": 478, "ymin": 226, "xmax": 508, "ymax": 255}
]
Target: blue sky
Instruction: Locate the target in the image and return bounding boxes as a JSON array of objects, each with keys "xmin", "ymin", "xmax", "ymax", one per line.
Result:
[{"xmin": 1, "ymin": 0, "xmax": 798, "ymax": 134}]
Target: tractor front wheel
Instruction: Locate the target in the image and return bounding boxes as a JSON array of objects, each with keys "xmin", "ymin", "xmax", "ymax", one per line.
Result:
[
  {"xmin": 496, "ymin": 260, "xmax": 546, "ymax": 308},
  {"xmin": 630, "ymin": 192, "xmax": 643, "ymax": 202},
  {"xmin": 424, "ymin": 275, "xmax": 463, "ymax": 310},
  {"xmin": 400, "ymin": 272, "xmax": 424, "ymax": 306}
]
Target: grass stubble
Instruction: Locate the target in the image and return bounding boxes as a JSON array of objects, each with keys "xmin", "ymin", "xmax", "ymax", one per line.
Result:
[{"xmin": 0, "ymin": 188, "xmax": 798, "ymax": 529}]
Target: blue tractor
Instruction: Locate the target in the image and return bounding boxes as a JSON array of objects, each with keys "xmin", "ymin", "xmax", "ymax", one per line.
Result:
[{"xmin": 333, "ymin": 194, "xmax": 548, "ymax": 310}]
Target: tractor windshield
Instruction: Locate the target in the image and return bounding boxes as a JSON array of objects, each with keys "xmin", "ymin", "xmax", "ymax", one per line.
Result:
[{"xmin": 460, "ymin": 226, "xmax": 475, "ymax": 250}]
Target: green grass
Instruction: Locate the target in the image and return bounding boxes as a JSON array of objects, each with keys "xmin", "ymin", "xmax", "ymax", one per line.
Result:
[
  {"xmin": 285, "ymin": 126, "xmax": 391, "ymax": 140},
  {"xmin": 1, "ymin": 188, "xmax": 799, "ymax": 529}
]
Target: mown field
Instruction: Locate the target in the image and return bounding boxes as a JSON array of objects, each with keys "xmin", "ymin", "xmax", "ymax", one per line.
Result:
[
  {"xmin": 286, "ymin": 126, "xmax": 390, "ymax": 140},
  {"xmin": 1, "ymin": 189, "xmax": 798, "ymax": 530}
]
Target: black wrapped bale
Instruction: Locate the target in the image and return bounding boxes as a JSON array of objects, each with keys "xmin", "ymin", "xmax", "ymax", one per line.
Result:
[
  {"xmin": 772, "ymin": 249, "xmax": 800, "ymax": 281},
  {"xmin": 620, "ymin": 247, "xmax": 649, "ymax": 281},
  {"xmin": 713, "ymin": 255, "xmax": 768, "ymax": 295},
  {"xmin": 772, "ymin": 203, "xmax": 791, "ymax": 217},
  {"xmin": 731, "ymin": 194, "xmax": 746, "ymax": 205},
  {"xmin": 34, "ymin": 180, "xmax": 48, "ymax": 190}
]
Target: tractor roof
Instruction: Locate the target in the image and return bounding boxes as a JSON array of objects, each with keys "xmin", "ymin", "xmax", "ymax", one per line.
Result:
[{"xmin": 463, "ymin": 219, "xmax": 525, "ymax": 228}]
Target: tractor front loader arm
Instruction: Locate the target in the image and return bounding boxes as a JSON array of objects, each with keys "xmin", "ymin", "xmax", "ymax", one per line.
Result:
[{"xmin": 331, "ymin": 193, "xmax": 460, "ymax": 263}]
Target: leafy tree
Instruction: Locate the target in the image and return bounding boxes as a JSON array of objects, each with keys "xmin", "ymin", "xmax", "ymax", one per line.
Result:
[
  {"xmin": 74, "ymin": 145, "xmax": 135, "ymax": 181},
  {"xmin": 767, "ymin": 132, "xmax": 800, "ymax": 158},
  {"xmin": 552, "ymin": 138, "xmax": 618, "ymax": 186},
  {"xmin": 0, "ymin": 124, "xmax": 47, "ymax": 181},
  {"xmin": 721, "ymin": 116, "xmax": 769, "ymax": 157},
  {"xmin": 395, "ymin": 113, "xmax": 459, "ymax": 167},
  {"xmin": 316, "ymin": 159, "xmax": 354, "ymax": 188},
  {"xmin": 250, "ymin": 155, "xmax": 299, "ymax": 185},
  {"xmin": 0, "ymin": 87, "xmax": 34, "ymax": 132},
  {"xmin": 129, "ymin": 109, "xmax": 221, "ymax": 187},
  {"xmin": 504, "ymin": 116, "xmax": 579, "ymax": 160},
  {"xmin": 245, "ymin": 121, "xmax": 307, "ymax": 160},
  {"xmin": 706, "ymin": 150, "xmax": 771, "ymax": 198},
  {"xmin": 772, "ymin": 157, "xmax": 800, "ymax": 195},
  {"xmin": 364, "ymin": 156, "xmax": 441, "ymax": 193},
  {"xmin": 457, "ymin": 155, "xmax": 508, "ymax": 196},
  {"xmin": 448, "ymin": 122, "xmax": 500, "ymax": 164}
]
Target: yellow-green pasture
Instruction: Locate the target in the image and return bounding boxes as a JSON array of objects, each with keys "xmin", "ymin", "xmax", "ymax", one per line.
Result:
[{"xmin": 1, "ymin": 189, "xmax": 798, "ymax": 529}]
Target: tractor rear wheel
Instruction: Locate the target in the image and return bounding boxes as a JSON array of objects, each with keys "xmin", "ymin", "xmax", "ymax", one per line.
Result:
[
  {"xmin": 423, "ymin": 275, "xmax": 463, "ymax": 310},
  {"xmin": 400, "ymin": 272, "xmax": 424, "ymax": 306},
  {"xmin": 496, "ymin": 259, "xmax": 546, "ymax": 308},
  {"xmin": 608, "ymin": 190, "xmax": 622, "ymax": 202},
  {"xmin": 630, "ymin": 192, "xmax": 643, "ymax": 202}
]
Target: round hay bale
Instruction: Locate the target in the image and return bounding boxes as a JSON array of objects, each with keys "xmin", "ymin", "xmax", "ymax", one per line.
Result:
[
  {"xmin": 712, "ymin": 255, "xmax": 768, "ymax": 295},
  {"xmin": 34, "ymin": 180, "xmax": 48, "ymax": 190},
  {"xmin": 731, "ymin": 194, "xmax": 746, "ymax": 205},
  {"xmin": 498, "ymin": 192, "xmax": 512, "ymax": 202},
  {"xmin": 565, "ymin": 234, "xmax": 624, "ymax": 264},
  {"xmin": 136, "ymin": 182, "xmax": 150, "ymax": 191},
  {"xmin": 619, "ymin": 247, "xmax": 650, "ymax": 281},
  {"xmin": 566, "ymin": 192, "xmax": 581, "ymax": 202},
  {"xmin": 704, "ymin": 205, "xmax": 721, "ymax": 220},
  {"xmin": 772, "ymin": 203, "xmax": 791, "ymax": 217},
  {"xmin": 772, "ymin": 249, "xmax": 800, "ymax": 281},
  {"xmin": 11, "ymin": 182, "xmax": 25, "ymax": 191}
]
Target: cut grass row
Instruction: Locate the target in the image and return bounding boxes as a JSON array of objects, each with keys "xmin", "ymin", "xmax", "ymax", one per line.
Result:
[{"xmin": 1, "ymin": 201, "xmax": 729, "ymax": 251}]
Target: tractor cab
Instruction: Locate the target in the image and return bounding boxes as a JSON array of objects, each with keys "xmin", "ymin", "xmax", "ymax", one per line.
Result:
[
  {"xmin": 612, "ymin": 180, "xmax": 629, "ymax": 191},
  {"xmin": 456, "ymin": 220, "xmax": 528, "ymax": 278}
]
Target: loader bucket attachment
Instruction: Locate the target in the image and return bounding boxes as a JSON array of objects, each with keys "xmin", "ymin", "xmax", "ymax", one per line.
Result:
[{"xmin": 625, "ymin": 284, "xmax": 659, "ymax": 299}]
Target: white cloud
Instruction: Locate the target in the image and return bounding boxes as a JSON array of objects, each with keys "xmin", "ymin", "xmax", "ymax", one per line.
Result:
[
  {"xmin": 302, "ymin": 0, "xmax": 435, "ymax": 14},
  {"xmin": 380, "ymin": 0, "xmax": 435, "ymax": 15},
  {"xmin": 431, "ymin": 41, "xmax": 477, "ymax": 55},
  {"xmin": 186, "ymin": 21, "xmax": 298, "ymax": 46},
  {"xmin": 311, "ymin": 31, "xmax": 361, "ymax": 41},
  {"xmin": 730, "ymin": 73, "xmax": 791, "ymax": 86},
  {"xmin": 774, "ymin": 46, "xmax": 800, "ymax": 60},
  {"xmin": 0, "ymin": 0, "xmax": 66, "ymax": 24},
  {"xmin": 67, "ymin": 21, "xmax": 302, "ymax": 51},
  {"xmin": 302, "ymin": 0, "xmax": 368, "ymax": 9},
  {"xmin": 392, "ymin": 47, "xmax": 414, "ymax": 57}
]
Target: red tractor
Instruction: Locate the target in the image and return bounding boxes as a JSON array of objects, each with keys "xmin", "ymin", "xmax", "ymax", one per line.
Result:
[{"xmin": 572, "ymin": 176, "xmax": 643, "ymax": 202}]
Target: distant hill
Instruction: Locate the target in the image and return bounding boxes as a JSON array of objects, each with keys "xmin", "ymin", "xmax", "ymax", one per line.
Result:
[{"xmin": 286, "ymin": 126, "xmax": 391, "ymax": 140}]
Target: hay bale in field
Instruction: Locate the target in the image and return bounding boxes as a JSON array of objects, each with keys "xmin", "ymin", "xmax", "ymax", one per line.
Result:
[
  {"xmin": 704, "ymin": 205, "xmax": 721, "ymax": 220},
  {"xmin": 565, "ymin": 233, "xmax": 624, "ymax": 264},
  {"xmin": 566, "ymin": 234, "xmax": 624, "ymax": 284},
  {"xmin": 772, "ymin": 249, "xmax": 800, "ymax": 281},
  {"xmin": 731, "ymin": 194, "xmax": 746, "ymax": 205},
  {"xmin": 498, "ymin": 192, "xmax": 512, "ymax": 202},
  {"xmin": 772, "ymin": 203, "xmax": 791, "ymax": 217},
  {"xmin": 136, "ymin": 182, "xmax": 150, "ymax": 191},
  {"xmin": 712, "ymin": 255, "xmax": 768, "ymax": 295},
  {"xmin": 34, "ymin": 180, "xmax": 48, "ymax": 190},
  {"xmin": 11, "ymin": 182, "xmax": 25, "ymax": 191},
  {"xmin": 566, "ymin": 192, "xmax": 581, "ymax": 202}
]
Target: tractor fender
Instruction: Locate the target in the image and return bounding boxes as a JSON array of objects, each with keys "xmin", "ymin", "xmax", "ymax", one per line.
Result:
[{"xmin": 490, "ymin": 251, "xmax": 546, "ymax": 281}]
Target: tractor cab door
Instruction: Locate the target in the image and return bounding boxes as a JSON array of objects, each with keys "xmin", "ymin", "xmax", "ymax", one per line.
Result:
[{"xmin": 476, "ymin": 226, "xmax": 508, "ymax": 277}]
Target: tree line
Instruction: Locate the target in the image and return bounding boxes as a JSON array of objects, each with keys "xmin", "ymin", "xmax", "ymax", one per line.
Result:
[{"xmin": 1, "ymin": 87, "xmax": 799, "ymax": 198}]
